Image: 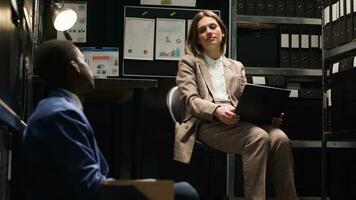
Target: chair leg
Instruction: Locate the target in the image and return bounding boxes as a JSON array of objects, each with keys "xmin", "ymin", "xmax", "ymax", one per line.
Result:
[
  {"xmin": 208, "ymin": 151, "xmax": 215, "ymax": 200},
  {"xmin": 226, "ymin": 153, "xmax": 236, "ymax": 200}
]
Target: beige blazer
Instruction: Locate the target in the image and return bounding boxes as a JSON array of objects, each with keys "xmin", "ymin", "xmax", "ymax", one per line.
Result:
[{"xmin": 174, "ymin": 54, "xmax": 247, "ymax": 163}]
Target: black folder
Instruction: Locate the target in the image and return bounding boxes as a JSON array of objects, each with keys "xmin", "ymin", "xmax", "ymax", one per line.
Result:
[
  {"xmin": 346, "ymin": 0, "xmax": 353, "ymax": 43},
  {"xmin": 276, "ymin": 0, "xmax": 286, "ymax": 16},
  {"xmin": 306, "ymin": 0, "xmax": 316, "ymax": 18},
  {"xmin": 256, "ymin": 0, "xmax": 266, "ymax": 15},
  {"xmin": 279, "ymin": 30, "xmax": 290, "ymax": 68},
  {"xmin": 290, "ymin": 32, "xmax": 301, "ymax": 68},
  {"xmin": 286, "ymin": 0, "xmax": 296, "ymax": 16},
  {"xmin": 236, "ymin": 83, "xmax": 291, "ymax": 124},
  {"xmin": 246, "ymin": 0, "xmax": 257, "ymax": 15},
  {"xmin": 295, "ymin": 0, "xmax": 306, "ymax": 17},
  {"xmin": 266, "ymin": 0, "xmax": 276, "ymax": 16},
  {"xmin": 237, "ymin": 0, "xmax": 246, "ymax": 15},
  {"xmin": 300, "ymin": 31, "xmax": 310, "ymax": 68},
  {"xmin": 309, "ymin": 31, "xmax": 322, "ymax": 69},
  {"xmin": 324, "ymin": 0, "xmax": 332, "ymax": 49}
]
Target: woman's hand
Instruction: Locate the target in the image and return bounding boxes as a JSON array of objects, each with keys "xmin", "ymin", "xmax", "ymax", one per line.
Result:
[
  {"xmin": 272, "ymin": 113, "xmax": 284, "ymax": 127},
  {"xmin": 214, "ymin": 105, "xmax": 240, "ymax": 125}
]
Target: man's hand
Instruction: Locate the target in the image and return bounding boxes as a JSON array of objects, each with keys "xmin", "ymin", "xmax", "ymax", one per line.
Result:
[
  {"xmin": 272, "ymin": 113, "xmax": 284, "ymax": 127},
  {"xmin": 214, "ymin": 105, "xmax": 239, "ymax": 125}
]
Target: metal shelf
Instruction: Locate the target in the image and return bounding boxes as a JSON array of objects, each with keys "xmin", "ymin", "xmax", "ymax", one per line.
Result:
[
  {"xmin": 245, "ymin": 67, "xmax": 322, "ymax": 76},
  {"xmin": 291, "ymin": 140, "xmax": 356, "ymax": 148},
  {"xmin": 236, "ymin": 15, "xmax": 321, "ymax": 25},
  {"xmin": 324, "ymin": 40, "xmax": 356, "ymax": 61}
]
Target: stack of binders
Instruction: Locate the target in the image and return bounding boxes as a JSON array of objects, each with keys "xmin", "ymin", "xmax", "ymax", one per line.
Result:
[
  {"xmin": 324, "ymin": 0, "xmax": 353, "ymax": 50},
  {"xmin": 236, "ymin": 0, "xmax": 322, "ymax": 17},
  {"xmin": 279, "ymin": 28, "xmax": 322, "ymax": 69}
]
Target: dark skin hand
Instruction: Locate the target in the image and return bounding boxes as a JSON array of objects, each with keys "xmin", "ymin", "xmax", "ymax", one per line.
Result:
[{"xmin": 214, "ymin": 105, "xmax": 284, "ymax": 127}]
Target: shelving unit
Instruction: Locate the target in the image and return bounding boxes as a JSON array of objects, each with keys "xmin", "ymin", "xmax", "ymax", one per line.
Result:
[
  {"xmin": 324, "ymin": 40, "xmax": 356, "ymax": 61},
  {"xmin": 237, "ymin": 15, "xmax": 321, "ymax": 25},
  {"xmin": 229, "ymin": 1, "xmax": 324, "ymax": 199},
  {"xmin": 245, "ymin": 67, "xmax": 321, "ymax": 76},
  {"xmin": 321, "ymin": 20, "xmax": 356, "ymax": 199}
]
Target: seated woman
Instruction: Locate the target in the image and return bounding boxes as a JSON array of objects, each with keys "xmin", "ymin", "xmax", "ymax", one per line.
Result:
[{"xmin": 174, "ymin": 10, "xmax": 298, "ymax": 200}]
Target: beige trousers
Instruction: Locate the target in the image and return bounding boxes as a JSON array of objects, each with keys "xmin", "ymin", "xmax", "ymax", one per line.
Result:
[{"xmin": 197, "ymin": 121, "xmax": 298, "ymax": 200}]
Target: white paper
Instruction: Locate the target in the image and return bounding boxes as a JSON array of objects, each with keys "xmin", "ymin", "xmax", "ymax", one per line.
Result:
[
  {"xmin": 124, "ymin": 17, "xmax": 155, "ymax": 60},
  {"xmin": 82, "ymin": 48, "xmax": 119, "ymax": 77},
  {"xmin": 324, "ymin": 7, "xmax": 330, "ymax": 24},
  {"xmin": 291, "ymin": 34, "xmax": 299, "ymax": 48},
  {"xmin": 281, "ymin": 34, "xmax": 289, "ymax": 48},
  {"xmin": 332, "ymin": 3, "xmax": 337, "ymax": 21},
  {"xmin": 287, "ymin": 82, "xmax": 299, "ymax": 98},
  {"xmin": 57, "ymin": 2, "xmax": 87, "ymax": 43},
  {"xmin": 327, "ymin": 89, "xmax": 332, "ymax": 106},
  {"xmin": 340, "ymin": 0, "xmax": 344, "ymax": 17},
  {"xmin": 311, "ymin": 35, "xmax": 319, "ymax": 48},
  {"xmin": 289, "ymin": 90, "xmax": 299, "ymax": 98},
  {"xmin": 155, "ymin": 18, "xmax": 185, "ymax": 61},
  {"xmin": 301, "ymin": 35, "xmax": 309, "ymax": 48},
  {"xmin": 353, "ymin": 56, "xmax": 356, "ymax": 67},
  {"xmin": 337, "ymin": 1, "xmax": 340, "ymax": 19},
  {"xmin": 354, "ymin": 0, "xmax": 356, "ymax": 12},
  {"xmin": 319, "ymin": 35, "xmax": 323, "ymax": 49},
  {"xmin": 252, "ymin": 76, "xmax": 266, "ymax": 85},
  {"xmin": 141, "ymin": 0, "xmax": 196, "ymax": 7},
  {"xmin": 332, "ymin": 62, "xmax": 339, "ymax": 74},
  {"xmin": 346, "ymin": 0, "xmax": 351, "ymax": 14}
]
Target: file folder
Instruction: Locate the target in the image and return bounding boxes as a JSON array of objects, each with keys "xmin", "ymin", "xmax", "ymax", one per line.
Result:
[
  {"xmin": 290, "ymin": 32, "xmax": 300, "ymax": 68},
  {"xmin": 280, "ymin": 30, "xmax": 290, "ymax": 68},
  {"xmin": 276, "ymin": 0, "xmax": 286, "ymax": 16},
  {"xmin": 256, "ymin": 0, "xmax": 266, "ymax": 15},
  {"xmin": 296, "ymin": 0, "xmax": 306, "ymax": 17},
  {"xmin": 316, "ymin": 0, "xmax": 323, "ymax": 17},
  {"xmin": 237, "ymin": 0, "xmax": 246, "ymax": 15},
  {"xmin": 345, "ymin": 0, "xmax": 353, "ymax": 42},
  {"xmin": 286, "ymin": 0, "xmax": 296, "ymax": 16},
  {"xmin": 306, "ymin": 0, "xmax": 316, "ymax": 17},
  {"xmin": 236, "ymin": 83, "xmax": 291, "ymax": 124},
  {"xmin": 266, "ymin": 0, "xmax": 276, "ymax": 16},
  {"xmin": 331, "ymin": 1, "xmax": 339, "ymax": 48},
  {"xmin": 339, "ymin": 0, "xmax": 347, "ymax": 45},
  {"xmin": 246, "ymin": 0, "xmax": 257, "ymax": 15},
  {"xmin": 300, "ymin": 33, "xmax": 310, "ymax": 68},
  {"xmin": 323, "ymin": 1, "xmax": 332, "ymax": 49},
  {"xmin": 309, "ymin": 33, "xmax": 322, "ymax": 69}
]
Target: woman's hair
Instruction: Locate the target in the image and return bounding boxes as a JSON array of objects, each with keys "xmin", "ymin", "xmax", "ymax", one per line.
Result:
[{"xmin": 185, "ymin": 10, "xmax": 228, "ymax": 57}]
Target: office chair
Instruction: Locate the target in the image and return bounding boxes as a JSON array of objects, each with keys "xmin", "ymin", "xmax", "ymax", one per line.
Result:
[{"xmin": 166, "ymin": 86, "xmax": 236, "ymax": 200}]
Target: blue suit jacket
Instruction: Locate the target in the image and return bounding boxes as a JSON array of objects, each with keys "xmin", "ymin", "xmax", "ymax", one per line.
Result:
[{"xmin": 22, "ymin": 89, "xmax": 109, "ymax": 200}]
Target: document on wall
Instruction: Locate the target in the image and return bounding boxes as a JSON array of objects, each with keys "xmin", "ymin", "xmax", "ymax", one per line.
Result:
[
  {"xmin": 124, "ymin": 17, "xmax": 155, "ymax": 60},
  {"xmin": 155, "ymin": 18, "xmax": 185, "ymax": 61},
  {"xmin": 57, "ymin": 2, "xmax": 87, "ymax": 43},
  {"xmin": 140, "ymin": 0, "xmax": 196, "ymax": 7}
]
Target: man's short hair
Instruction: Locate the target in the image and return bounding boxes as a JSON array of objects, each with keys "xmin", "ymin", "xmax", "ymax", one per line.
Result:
[{"xmin": 34, "ymin": 40, "xmax": 78, "ymax": 89}]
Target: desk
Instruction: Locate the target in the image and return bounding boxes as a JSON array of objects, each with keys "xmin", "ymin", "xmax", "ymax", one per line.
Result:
[{"xmin": 91, "ymin": 78, "xmax": 158, "ymax": 179}]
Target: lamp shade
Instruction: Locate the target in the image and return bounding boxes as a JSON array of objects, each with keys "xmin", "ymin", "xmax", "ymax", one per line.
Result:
[{"xmin": 53, "ymin": 7, "xmax": 77, "ymax": 31}]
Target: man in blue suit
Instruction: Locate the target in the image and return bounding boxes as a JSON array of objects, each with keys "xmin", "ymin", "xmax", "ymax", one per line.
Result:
[{"xmin": 22, "ymin": 40, "xmax": 199, "ymax": 200}]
